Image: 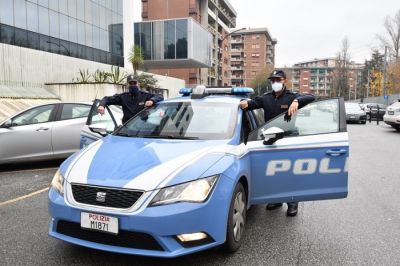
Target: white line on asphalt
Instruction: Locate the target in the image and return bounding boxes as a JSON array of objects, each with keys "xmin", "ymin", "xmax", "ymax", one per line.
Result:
[
  {"xmin": 0, "ymin": 187, "xmax": 49, "ymax": 207},
  {"xmin": 0, "ymin": 167, "xmax": 58, "ymax": 175}
]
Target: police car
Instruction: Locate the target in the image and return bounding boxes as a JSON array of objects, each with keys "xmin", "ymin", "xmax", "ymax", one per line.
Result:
[{"xmin": 48, "ymin": 86, "xmax": 349, "ymax": 258}]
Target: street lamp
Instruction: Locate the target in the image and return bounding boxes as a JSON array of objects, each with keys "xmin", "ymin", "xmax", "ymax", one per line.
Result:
[
  {"xmin": 47, "ymin": 41, "xmax": 71, "ymax": 56},
  {"xmin": 217, "ymin": 27, "xmax": 245, "ymax": 86}
]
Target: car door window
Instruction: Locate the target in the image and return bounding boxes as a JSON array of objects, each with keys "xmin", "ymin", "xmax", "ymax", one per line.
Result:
[
  {"xmin": 248, "ymin": 99, "xmax": 341, "ymax": 141},
  {"xmin": 89, "ymin": 103, "xmax": 123, "ymax": 133},
  {"xmin": 60, "ymin": 104, "xmax": 91, "ymax": 120},
  {"xmin": 12, "ymin": 105, "xmax": 54, "ymax": 126},
  {"xmin": 252, "ymin": 108, "xmax": 265, "ymax": 127}
]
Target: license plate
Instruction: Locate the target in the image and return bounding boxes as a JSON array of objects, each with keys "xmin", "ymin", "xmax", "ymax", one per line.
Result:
[
  {"xmin": 81, "ymin": 212, "xmax": 118, "ymax": 234},
  {"xmin": 388, "ymin": 111, "xmax": 394, "ymax": 115},
  {"xmin": 350, "ymin": 116, "xmax": 355, "ymax": 118}
]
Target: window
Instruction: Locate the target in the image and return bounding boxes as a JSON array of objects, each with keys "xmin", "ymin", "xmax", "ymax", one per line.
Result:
[
  {"xmin": 27, "ymin": 2, "xmax": 39, "ymax": 32},
  {"xmin": 38, "ymin": 6, "xmax": 49, "ymax": 35},
  {"xmin": 251, "ymin": 44, "xmax": 260, "ymax": 49},
  {"xmin": 249, "ymin": 99, "xmax": 340, "ymax": 141},
  {"xmin": 60, "ymin": 104, "xmax": 91, "ymax": 120},
  {"xmin": 1, "ymin": 24, "xmax": 15, "ymax": 45},
  {"xmin": 0, "ymin": 0, "xmax": 14, "ymax": 26},
  {"xmin": 164, "ymin": 20, "xmax": 175, "ymax": 59},
  {"xmin": 251, "ymin": 62, "xmax": 259, "ymax": 67},
  {"xmin": 12, "ymin": 105, "xmax": 54, "ymax": 126},
  {"xmin": 252, "ymin": 53, "xmax": 260, "ymax": 57},
  {"xmin": 176, "ymin": 19, "xmax": 187, "ymax": 59},
  {"xmin": 14, "ymin": 0, "xmax": 27, "ymax": 29}
]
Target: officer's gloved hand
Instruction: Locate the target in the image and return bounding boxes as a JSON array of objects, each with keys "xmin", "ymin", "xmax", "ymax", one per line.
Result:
[{"xmin": 284, "ymin": 112, "xmax": 292, "ymax": 123}]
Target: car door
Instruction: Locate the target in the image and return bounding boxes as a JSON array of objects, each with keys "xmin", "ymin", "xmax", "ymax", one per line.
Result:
[
  {"xmin": 246, "ymin": 98, "xmax": 348, "ymax": 204},
  {"xmin": 0, "ymin": 104, "xmax": 57, "ymax": 163},
  {"xmin": 80, "ymin": 99, "xmax": 123, "ymax": 148},
  {"xmin": 51, "ymin": 103, "xmax": 92, "ymax": 157}
]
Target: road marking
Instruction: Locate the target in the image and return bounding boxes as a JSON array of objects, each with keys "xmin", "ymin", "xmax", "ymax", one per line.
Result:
[
  {"xmin": 0, "ymin": 167, "xmax": 58, "ymax": 175},
  {"xmin": 0, "ymin": 187, "xmax": 49, "ymax": 207}
]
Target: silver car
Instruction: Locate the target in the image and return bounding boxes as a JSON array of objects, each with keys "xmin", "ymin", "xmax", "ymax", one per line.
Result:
[
  {"xmin": 345, "ymin": 102, "xmax": 367, "ymax": 124},
  {"xmin": 0, "ymin": 102, "xmax": 92, "ymax": 164}
]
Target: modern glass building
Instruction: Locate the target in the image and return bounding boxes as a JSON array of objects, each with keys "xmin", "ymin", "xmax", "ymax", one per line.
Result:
[
  {"xmin": 0, "ymin": 0, "xmax": 124, "ymax": 66},
  {"xmin": 134, "ymin": 18, "xmax": 211, "ymax": 68}
]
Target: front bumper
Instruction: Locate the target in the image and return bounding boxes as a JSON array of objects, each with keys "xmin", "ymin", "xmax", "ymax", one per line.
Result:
[
  {"xmin": 346, "ymin": 114, "xmax": 366, "ymax": 122},
  {"xmin": 48, "ymin": 175, "xmax": 234, "ymax": 258},
  {"xmin": 383, "ymin": 114, "xmax": 400, "ymax": 126}
]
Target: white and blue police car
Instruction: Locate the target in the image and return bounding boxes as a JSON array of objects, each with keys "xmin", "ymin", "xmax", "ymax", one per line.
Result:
[{"xmin": 48, "ymin": 86, "xmax": 349, "ymax": 257}]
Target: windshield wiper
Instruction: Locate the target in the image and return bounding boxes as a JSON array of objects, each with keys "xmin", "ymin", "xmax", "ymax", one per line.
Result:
[{"xmin": 139, "ymin": 134, "xmax": 200, "ymax": 140}]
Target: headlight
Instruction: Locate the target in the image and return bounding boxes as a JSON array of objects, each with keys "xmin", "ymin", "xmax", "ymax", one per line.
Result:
[
  {"xmin": 51, "ymin": 170, "xmax": 65, "ymax": 195},
  {"xmin": 150, "ymin": 175, "xmax": 219, "ymax": 206}
]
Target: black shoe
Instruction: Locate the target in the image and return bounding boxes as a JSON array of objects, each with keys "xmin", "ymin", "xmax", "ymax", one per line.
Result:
[
  {"xmin": 286, "ymin": 203, "xmax": 298, "ymax": 217},
  {"xmin": 266, "ymin": 203, "xmax": 283, "ymax": 210}
]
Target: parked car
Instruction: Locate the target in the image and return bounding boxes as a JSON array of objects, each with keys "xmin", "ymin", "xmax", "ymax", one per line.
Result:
[
  {"xmin": 0, "ymin": 102, "xmax": 92, "ymax": 164},
  {"xmin": 360, "ymin": 103, "xmax": 386, "ymax": 120},
  {"xmin": 383, "ymin": 101, "xmax": 400, "ymax": 131},
  {"xmin": 49, "ymin": 87, "xmax": 349, "ymax": 258},
  {"xmin": 345, "ymin": 102, "xmax": 366, "ymax": 124}
]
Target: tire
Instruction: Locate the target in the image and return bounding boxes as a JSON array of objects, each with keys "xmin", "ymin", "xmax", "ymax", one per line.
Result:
[
  {"xmin": 362, "ymin": 121, "xmax": 366, "ymax": 124},
  {"xmin": 223, "ymin": 182, "xmax": 247, "ymax": 252}
]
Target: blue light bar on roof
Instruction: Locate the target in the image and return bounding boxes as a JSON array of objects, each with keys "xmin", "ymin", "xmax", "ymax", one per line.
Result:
[
  {"xmin": 179, "ymin": 88, "xmax": 192, "ymax": 95},
  {"xmin": 232, "ymin": 87, "xmax": 254, "ymax": 94}
]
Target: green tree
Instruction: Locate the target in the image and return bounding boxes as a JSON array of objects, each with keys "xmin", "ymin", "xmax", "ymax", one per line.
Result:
[
  {"xmin": 128, "ymin": 45, "xmax": 144, "ymax": 75},
  {"xmin": 134, "ymin": 73, "xmax": 159, "ymax": 90}
]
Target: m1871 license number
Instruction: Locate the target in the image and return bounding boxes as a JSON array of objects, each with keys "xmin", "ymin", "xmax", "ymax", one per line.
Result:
[{"xmin": 81, "ymin": 212, "xmax": 118, "ymax": 234}]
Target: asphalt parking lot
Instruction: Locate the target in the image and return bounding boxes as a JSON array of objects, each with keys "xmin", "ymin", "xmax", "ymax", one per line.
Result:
[{"xmin": 1, "ymin": 123, "xmax": 399, "ymax": 265}]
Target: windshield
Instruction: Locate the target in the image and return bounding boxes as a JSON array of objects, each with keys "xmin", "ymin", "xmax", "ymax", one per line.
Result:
[
  {"xmin": 115, "ymin": 101, "xmax": 238, "ymax": 140},
  {"xmin": 345, "ymin": 103, "xmax": 362, "ymax": 111}
]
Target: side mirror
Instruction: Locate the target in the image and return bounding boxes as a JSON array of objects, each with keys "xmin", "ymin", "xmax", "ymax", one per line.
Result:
[
  {"xmin": 261, "ymin": 127, "xmax": 284, "ymax": 145},
  {"xmin": 88, "ymin": 123, "xmax": 108, "ymax": 137},
  {"xmin": 1, "ymin": 120, "xmax": 13, "ymax": 128}
]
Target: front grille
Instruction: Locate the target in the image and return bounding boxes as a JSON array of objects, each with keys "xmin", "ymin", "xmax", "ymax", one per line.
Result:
[
  {"xmin": 71, "ymin": 184, "xmax": 143, "ymax": 209},
  {"xmin": 56, "ymin": 220, "xmax": 164, "ymax": 251}
]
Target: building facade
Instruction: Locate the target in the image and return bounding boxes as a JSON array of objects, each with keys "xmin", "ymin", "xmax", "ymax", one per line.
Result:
[
  {"xmin": 141, "ymin": 0, "xmax": 237, "ymax": 87},
  {"xmin": 0, "ymin": 0, "xmax": 124, "ymax": 66},
  {"xmin": 230, "ymin": 28, "xmax": 276, "ymax": 87},
  {"xmin": 0, "ymin": 0, "xmax": 186, "ymax": 121},
  {"xmin": 290, "ymin": 58, "xmax": 363, "ymax": 98}
]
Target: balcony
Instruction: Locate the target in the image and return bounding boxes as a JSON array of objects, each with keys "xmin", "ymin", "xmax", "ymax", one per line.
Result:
[
  {"xmin": 231, "ymin": 66, "xmax": 243, "ymax": 71},
  {"xmin": 231, "ymin": 38, "xmax": 243, "ymax": 43},
  {"xmin": 231, "ymin": 57, "xmax": 243, "ymax": 62},
  {"xmin": 208, "ymin": 25, "xmax": 218, "ymax": 35},
  {"xmin": 231, "ymin": 76, "xmax": 243, "ymax": 80}
]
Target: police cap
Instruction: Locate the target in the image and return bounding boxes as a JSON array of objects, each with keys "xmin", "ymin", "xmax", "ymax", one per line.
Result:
[{"xmin": 268, "ymin": 70, "xmax": 286, "ymax": 80}]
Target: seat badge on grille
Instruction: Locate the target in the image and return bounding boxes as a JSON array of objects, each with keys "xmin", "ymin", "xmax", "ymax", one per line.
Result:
[{"xmin": 96, "ymin": 192, "xmax": 107, "ymax": 203}]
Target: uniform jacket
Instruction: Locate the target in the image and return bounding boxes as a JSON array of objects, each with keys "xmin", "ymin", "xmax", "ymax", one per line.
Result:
[
  {"xmin": 246, "ymin": 88, "xmax": 315, "ymax": 122},
  {"xmin": 100, "ymin": 90, "xmax": 164, "ymax": 123}
]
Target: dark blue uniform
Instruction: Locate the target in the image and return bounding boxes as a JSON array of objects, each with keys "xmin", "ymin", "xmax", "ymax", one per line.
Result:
[
  {"xmin": 246, "ymin": 88, "xmax": 315, "ymax": 122},
  {"xmin": 100, "ymin": 90, "xmax": 163, "ymax": 123}
]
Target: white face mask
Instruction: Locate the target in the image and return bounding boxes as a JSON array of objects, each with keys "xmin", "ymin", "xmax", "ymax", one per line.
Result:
[{"xmin": 271, "ymin": 82, "xmax": 283, "ymax": 92}]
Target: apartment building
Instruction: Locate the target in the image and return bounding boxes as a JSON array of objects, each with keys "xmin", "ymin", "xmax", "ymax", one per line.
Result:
[
  {"xmin": 230, "ymin": 28, "xmax": 276, "ymax": 87},
  {"xmin": 290, "ymin": 58, "xmax": 363, "ymax": 98},
  {"xmin": 141, "ymin": 0, "xmax": 237, "ymax": 87}
]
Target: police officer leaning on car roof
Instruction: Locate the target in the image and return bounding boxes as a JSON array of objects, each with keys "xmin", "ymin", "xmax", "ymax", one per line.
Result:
[
  {"xmin": 239, "ymin": 69, "xmax": 315, "ymax": 217},
  {"xmin": 97, "ymin": 75, "xmax": 164, "ymax": 123}
]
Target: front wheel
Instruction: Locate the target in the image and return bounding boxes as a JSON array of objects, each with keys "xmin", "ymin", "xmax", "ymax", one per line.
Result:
[{"xmin": 223, "ymin": 182, "xmax": 247, "ymax": 252}]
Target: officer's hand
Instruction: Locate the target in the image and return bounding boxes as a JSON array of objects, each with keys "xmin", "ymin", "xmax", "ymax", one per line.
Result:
[
  {"xmin": 145, "ymin": 100, "xmax": 154, "ymax": 107},
  {"xmin": 288, "ymin": 101, "xmax": 299, "ymax": 116},
  {"xmin": 97, "ymin": 106, "xmax": 105, "ymax": 115},
  {"xmin": 239, "ymin": 100, "xmax": 248, "ymax": 109}
]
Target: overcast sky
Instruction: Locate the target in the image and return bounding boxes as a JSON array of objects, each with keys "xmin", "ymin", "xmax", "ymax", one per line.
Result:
[{"xmin": 133, "ymin": 0, "xmax": 399, "ymax": 68}]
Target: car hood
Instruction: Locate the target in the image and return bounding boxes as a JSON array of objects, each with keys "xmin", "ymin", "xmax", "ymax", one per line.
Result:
[
  {"xmin": 346, "ymin": 110, "xmax": 365, "ymax": 115},
  {"xmin": 62, "ymin": 135, "xmax": 236, "ymax": 191}
]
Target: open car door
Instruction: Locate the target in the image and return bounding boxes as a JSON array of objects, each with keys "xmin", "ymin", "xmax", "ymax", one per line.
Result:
[
  {"xmin": 247, "ymin": 98, "xmax": 348, "ymax": 204},
  {"xmin": 80, "ymin": 99, "xmax": 123, "ymax": 148}
]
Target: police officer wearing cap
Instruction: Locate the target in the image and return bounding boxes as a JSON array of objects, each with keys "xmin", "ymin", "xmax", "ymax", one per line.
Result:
[
  {"xmin": 97, "ymin": 75, "xmax": 164, "ymax": 123},
  {"xmin": 239, "ymin": 69, "xmax": 315, "ymax": 216}
]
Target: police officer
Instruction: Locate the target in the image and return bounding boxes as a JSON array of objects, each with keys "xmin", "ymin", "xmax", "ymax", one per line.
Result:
[
  {"xmin": 239, "ymin": 69, "xmax": 315, "ymax": 216},
  {"xmin": 97, "ymin": 75, "xmax": 164, "ymax": 123}
]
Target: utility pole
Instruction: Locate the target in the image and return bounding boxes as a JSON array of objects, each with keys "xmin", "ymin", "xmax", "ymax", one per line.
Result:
[{"xmin": 383, "ymin": 46, "xmax": 389, "ymax": 106}]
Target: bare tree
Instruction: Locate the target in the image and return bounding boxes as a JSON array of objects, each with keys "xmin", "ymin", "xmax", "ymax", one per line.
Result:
[
  {"xmin": 378, "ymin": 9, "xmax": 400, "ymax": 60},
  {"xmin": 333, "ymin": 37, "xmax": 351, "ymax": 99}
]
